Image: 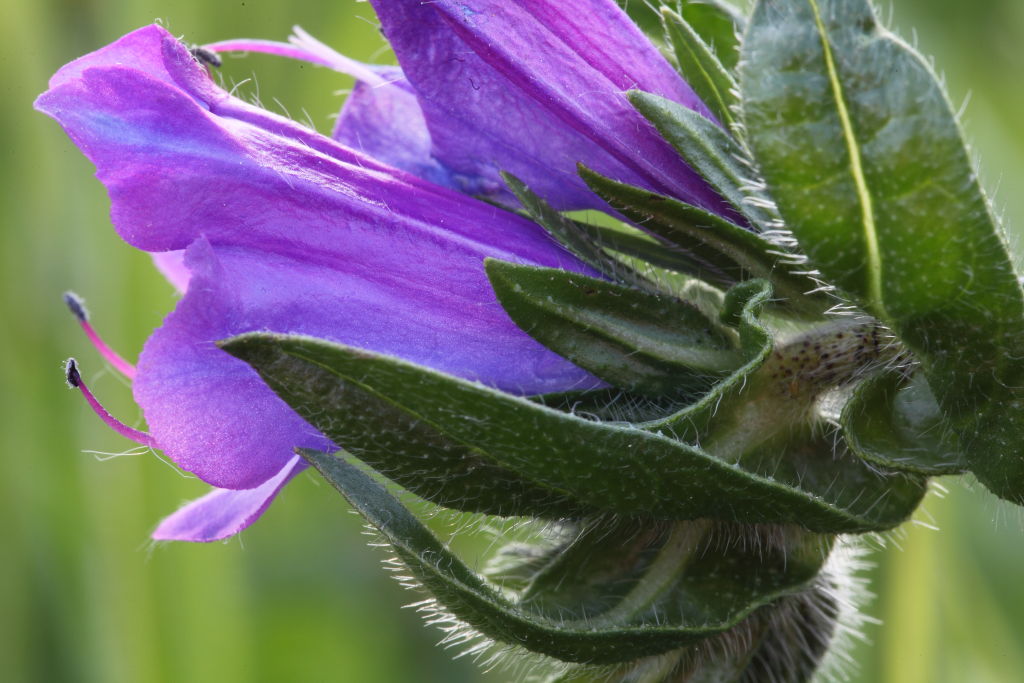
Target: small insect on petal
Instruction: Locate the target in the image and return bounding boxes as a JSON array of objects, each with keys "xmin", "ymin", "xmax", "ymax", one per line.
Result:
[{"xmin": 190, "ymin": 46, "xmax": 222, "ymax": 68}]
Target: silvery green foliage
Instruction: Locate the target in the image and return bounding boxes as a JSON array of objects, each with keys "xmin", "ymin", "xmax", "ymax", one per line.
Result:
[{"xmin": 225, "ymin": 0, "xmax": 1024, "ymax": 680}]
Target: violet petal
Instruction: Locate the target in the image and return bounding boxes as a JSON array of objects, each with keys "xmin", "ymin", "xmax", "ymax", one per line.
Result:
[
  {"xmin": 137, "ymin": 231, "xmax": 599, "ymax": 489},
  {"xmin": 152, "ymin": 455, "xmax": 305, "ymax": 542},
  {"xmin": 152, "ymin": 251, "xmax": 189, "ymax": 293},
  {"xmin": 369, "ymin": 0, "xmax": 732, "ymax": 214},
  {"xmin": 332, "ymin": 66, "xmax": 458, "ymax": 190},
  {"xmin": 34, "ymin": 26, "xmax": 593, "ymax": 262},
  {"xmin": 37, "ymin": 25, "xmax": 601, "ymax": 491}
]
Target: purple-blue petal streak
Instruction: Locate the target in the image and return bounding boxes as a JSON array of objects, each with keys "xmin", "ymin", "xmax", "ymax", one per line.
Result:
[
  {"xmin": 203, "ymin": 28, "xmax": 462, "ymax": 190},
  {"xmin": 36, "ymin": 24, "xmax": 601, "ymax": 495},
  {"xmin": 369, "ymin": 0, "xmax": 732, "ymax": 214}
]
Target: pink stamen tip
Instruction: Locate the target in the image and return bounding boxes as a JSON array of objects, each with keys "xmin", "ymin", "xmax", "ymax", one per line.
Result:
[
  {"xmin": 64, "ymin": 358, "xmax": 157, "ymax": 448},
  {"xmin": 63, "ymin": 291, "xmax": 138, "ymax": 380}
]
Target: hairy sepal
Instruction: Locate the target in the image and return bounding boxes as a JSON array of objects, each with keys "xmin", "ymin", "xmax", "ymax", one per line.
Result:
[
  {"xmin": 223, "ymin": 321, "xmax": 925, "ymax": 532},
  {"xmin": 628, "ymin": 90, "xmax": 778, "ymax": 230},
  {"xmin": 842, "ymin": 370, "xmax": 966, "ymax": 475},
  {"xmin": 661, "ymin": 7, "xmax": 739, "ymax": 129},
  {"xmin": 298, "ymin": 449, "xmax": 831, "ymax": 665},
  {"xmin": 485, "ymin": 258, "xmax": 742, "ymax": 397},
  {"xmin": 581, "ymin": 167, "xmax": 830, "ymax": 317}
]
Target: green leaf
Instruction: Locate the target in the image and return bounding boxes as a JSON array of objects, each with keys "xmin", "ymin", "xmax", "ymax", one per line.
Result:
[
  {"xmin": 680, "ymin": 1, "xmax": 746, "ymax": 71},
  {"xmin": 843, "ymin": 371, "xmax": 966, "ymax": 475},
  {"xmin": 298, "ymin": 449, "xmax": 827, "ymax": 664},
  {"xmin": 223, "ymin": 329, "xmax": 925, "ymax": 533},
  {"xmin": 662, "ymin": 7, "xmax": 738, "ymax": 130},
  {"xmin": 581, "ymin": 167, "xmax": 831, "ymax": 317},
  {"xmin": 740, "ymin": 0, "xmax": 1024, "ymax": 502},
  {"xmin": 628, "ymin": 90, "xmax": 778, "ymax": 230},
  {"xmin": 485, "ymin": 259, "xmax": 742, "ymax": 396}
]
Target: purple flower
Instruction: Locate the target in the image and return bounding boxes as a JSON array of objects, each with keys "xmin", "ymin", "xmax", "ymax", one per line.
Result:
[{"xmin": 37, "ymin": 1, "xmax": 717, "ymax": 542}]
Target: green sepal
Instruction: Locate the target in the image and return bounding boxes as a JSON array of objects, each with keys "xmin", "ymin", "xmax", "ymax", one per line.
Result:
[
  {"xmin": 628, "ymin": 90, "xmax": 777, "ymax": 230},
  {"xmin": 299, "ymin": 448, "xmax": 828, "ymax": 665},
  {"xmin": 503, "ymin": 173, "xmax": 644, "ymax": 286},
  {"xmin": 531, "ymin": 388, "xmax": 693, "ymax": 424},
  {"xmin": 219, "ymin": 336, "xmax": 594, "ymax": 519},
  {"xmin": 718, "ymin": 278, "xmax": 768, "ymax": 329},
  {"xmin": 740, "ymin": 0, "xmax": 1024, "ymax": 502},
  {"xmin": 581, "ymin": 166, "xmax": 830, "ymax": 317},
  {"xmin": 661, "ymin": 7, "xmax": 738, "ymax": 130},
  {"xmin": 680, "ymin": 0, "xmax": 746, "ymax": 71},
  {"xmin": 512, "ymin": 519, "xmax": 831, "ymax": 626},
  {"xmin": 644, "ymin": 279, "xmax": 773, "ymax": 441},
  {"xmin": 571, "ymin": 220, "xmax": 715, "ymax": 281},
  {"xmin": 649, "ymin": 285, "xmax": 879, "ymax": 460},
  {"xmin": 485, "ymin": 258, "xmax": 742, "ymax": 397},
  {"xmin": 843, "ymin": 371, "xmax": 966, "ymax": 476},
  {"xmin": 223, "ymin": 331, "xmax": 926, "ymax": 533}
]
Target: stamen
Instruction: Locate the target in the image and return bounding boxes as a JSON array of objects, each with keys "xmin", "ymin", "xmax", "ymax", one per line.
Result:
[
  {"xmin": 63, "ymin": 292, "xmax": 137, "ymax": 380},
  {"xmin": 203, "ymin": 26, "xmax": 388, "ymax": 86},
  {"xmin": 64, "ymin": 358, "xmax": 157, "ymax": 448}
]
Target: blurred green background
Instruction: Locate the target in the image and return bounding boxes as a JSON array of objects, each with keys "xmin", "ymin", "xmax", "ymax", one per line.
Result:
[{"xmin": 2, "ymin": 1, "xmax": 1023, "ymax": 681}]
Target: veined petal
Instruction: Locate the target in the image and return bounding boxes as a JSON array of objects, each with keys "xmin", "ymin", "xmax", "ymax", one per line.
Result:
[
  {"xmin": 38, "ymin": 24, "xmax": 601, "ymax": 490},
  {"xmin": 369, "ymin": 0, "xmax": 734, "ymax": 215},
  {"xmin": 332, "ymin": 66, "xmax": 458, "ymax": 190},
  {"xmin": 139, "ymin": 238, "xmax": 597, "ymax": 489},
  {"xmin": 206, "ymin": 26, "xmax": 501, "ymax": 196},
  {"xmin": 152, "ymin": 455, "xmax": 305, "ymax": 542},
  {"xmin": 34, "ymin": 25, "xmax": 587, "ymax": 263},
  {"xmin": 136, "ymin": 241, "xmax": 334, "ymax": 488}
]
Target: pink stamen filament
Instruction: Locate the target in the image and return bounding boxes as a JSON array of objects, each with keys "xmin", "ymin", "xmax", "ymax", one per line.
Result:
[
  {"xmin": 65, "ymin": 359, "xmax": 157, "ymax": 448},
  {"xmin": 64, "ymin": 292, "xmax": 137, "ymax": 380},
  {"xmin": 80, "ymin": 320, "xmax": 137, "ymax": 380},
  {"xmin": 204, "ymin": 26, "xmax": 388, "ymax": 86}
]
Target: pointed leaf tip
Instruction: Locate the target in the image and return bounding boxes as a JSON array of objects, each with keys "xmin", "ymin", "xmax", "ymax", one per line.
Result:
[
  {"xmin": 661, "ymin": 7, "xmax": 738, "ymax": 130},
  {"xmin": 628, "ymin": 90, "xmax": 776, "ymax": 230},
  {"xmin": 485, "ymin": 258, "xmax": 742, "ymax": 397}
]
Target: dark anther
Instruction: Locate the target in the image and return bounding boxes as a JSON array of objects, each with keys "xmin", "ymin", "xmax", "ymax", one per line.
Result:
[
  {"xmin": 65, "ymin": 358, "xmax": 82, "ymax": 388},
  {"xmin": 63, "ymin": 291, "xmax": 89, "ymax": 322}
]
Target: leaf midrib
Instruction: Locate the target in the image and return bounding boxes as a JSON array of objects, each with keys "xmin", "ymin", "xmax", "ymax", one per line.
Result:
[{"xmin": 808, "ymin": 0, "xmax": 887, "ymax": 317}]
